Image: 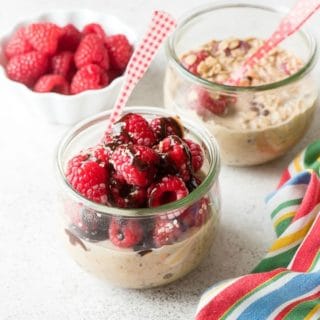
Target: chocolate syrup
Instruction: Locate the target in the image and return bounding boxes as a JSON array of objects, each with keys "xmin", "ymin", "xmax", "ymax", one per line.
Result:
[
  {"xmin": 158, "ymin": 117, "xmax": 184, "ymax": 139},
  {"xmin": 137, "ymin": 249, "xmax": 153, "ymax": 257},
  {"xmin": 65, "ymin": 229, "xmax": 88, "ymax": 251}
]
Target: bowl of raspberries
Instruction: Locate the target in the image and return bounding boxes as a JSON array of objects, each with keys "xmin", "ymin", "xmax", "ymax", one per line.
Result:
[
  {"xmin": 56, "ymin": 106, "xmax": 221, "ymax": 288},
  {"xmin": 0, "ymin": 10, "xmax": 136, "ymax": 124}
]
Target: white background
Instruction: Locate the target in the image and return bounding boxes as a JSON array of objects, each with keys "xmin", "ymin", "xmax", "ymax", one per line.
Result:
[{"xmin": 0, "ymin": 0, "xmax": 319, "ymax": 319}]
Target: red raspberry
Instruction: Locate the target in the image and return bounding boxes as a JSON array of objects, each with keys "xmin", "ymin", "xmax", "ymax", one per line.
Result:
[
  {"xmin": 193, "ymin": 197, "xmax": 210, "ymax": 226},
  {"xmin": 157, "ymin": 135, "xmax": 193, "ymax": 181},
  {"xmin": 89, "ymin": 145, "xmax": 109, "ymax": 163},
  {"xmin": 108, "ymin": 68, "xmax": 123, "ymax": 83},
  {"xmin": 182, "ymin": 50, "xmax": 209, "ymax": 75},
  {"xmin": 51, "ymin": 51, "xmax": 75, "ymax": 79},
  {"xmin": 105, "ymin": 34, "xmax": 132, "ymax": 71},
  {"xmin": 58, "ymin": 24, "xmax": 81, "ymax": 52},
  {"xmin": 6, "ymin": 51, "xmax": 48, "ymax": 86},
  {"xmin": 66, "ymin": 146, "xmax": 109, "ymax": 204},
  {"xmin": 152, "ymin": 218, "xmax": 183, "ymax": 248},
  {"xmin": 148, "ymin": 175, "xmax": 189, "ymax": 207},
  {"xmin": 116, "ymin": 113, "xmax": 156, "ymax": 147},
  {"xmin": 179, "ymin": 197, "xmax": 209, "ymax": 228},
  {"xmin": 150, "ymin": 116, "xmax": 184, "ymax": 142},
  {"xmin": 109, "ymin": 218, "xmax": 143, "ymax": 248},
  {"xmin": 111, "ymin": 144, "xmax": 159, "ymax": 187},
  {"xmin": 4, "ymin": 27, "xmax": 33, "ymax": 59},
  {"xmin": 74, "ymin": 34, "xmax": 109, "ymax": 70},
  {"xmin": 189, "ymin": 87, "xmax": 229, "ymax": 116},
  {"xmin": 70, "ymin": 64, "xmax": 109, "ymax": 94},
  {"xmin": 25, "ymin": 22, "xmax": 62, "ymax": 55},
  {"xmin": 109, "ymin": 174, "xmax": 147, "ymax": 208},
  {"xmin": 69, "ymin": 208, "xmax": 109, "ymax": 241},
  {"xmin": 34, "ymin": 74, "xmax": 69, "ymax": 94},
  {"xmin": 183, "ymin": 139, "xmax": 204, "ymax": 172},
  {"xmin": 103, "ymin": 131, "xmax": 132, "ymax": 155},
  {"xmin": 82, "ymin": 23, "xmax": 107, "ymax": 40}
]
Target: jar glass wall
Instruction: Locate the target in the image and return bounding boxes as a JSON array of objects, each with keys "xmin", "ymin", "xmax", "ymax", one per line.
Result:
[
  {"xmin": 164, "ymin": 2, "xmax": 318, "ymax": 166},
  {"xmin": 56, "ymin": 107, "xmax": 221, "ymax": 288}
]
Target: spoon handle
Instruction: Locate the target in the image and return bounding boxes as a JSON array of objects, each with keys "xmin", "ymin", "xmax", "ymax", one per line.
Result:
[
  {"xmin": 106, "ymin": 11, "xmax": 176, "ymax": 132},
  {"xmin": 229, "ymin": 0, "xmax": 320, "ymax": 84}
]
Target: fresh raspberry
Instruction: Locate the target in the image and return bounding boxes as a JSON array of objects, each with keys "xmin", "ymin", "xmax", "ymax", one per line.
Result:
[
  {"xmin": 70, "ymin": 64, "xmax": 109, "ymax": 94},
  {"xmin": 6, "ymin": 51, "xmax": 48, "ymax": 86},
  {"xmin": 58, "ymin": 24, "xmax": 81, "ymax": 52},
  {"xmin": 74, "ymin": 34, "xmax": 109, "ymax": 70},
  {"xmin": 51, "ymin": 51, "xmax": 75, "ymax": 79},
  {"xmin": 150, "ymin": 116, "xmax": 184, "ymax": 142},
  {"xmin": 152, "ymin": 218, "xmax": 183, "ymax": 248},
  {"xmin": 109, "ymin": 218, "xmax": 143, "ymax": 248},
  {"xmin": 69, "ymin": 208, "xmax": 109, "ymax": 241},
  {"xmin": 183, "ymin": 139, "xmax": 204, "ymax": 172},
  {"xmin": 193, "ymin": 197, "xmax": 210, "ymax": 226},
  {"xmin": 105, "ymin": 34, "xmax": 132, "ymax": 71},
  {"xmin": 34, "ymin": 74, "xmax": 69, "ymax": 94},
  {"xmin": 103, "ymin": 130, "xmax": 132, "ymax": 155},
  {"xmin": 179, "ymin": 197, "xmax": 209, "ymax": 228},
  {"xmin": 89, "ymin": 145, "xmax": 109, "ymax": 164},
  {"xmin": 109, "ymin": 174, "xmax": 147, "ymax": 208},
  {"xmin": 157, "ymin": 135, "xmax": 193, "ymax": 181},
  {"xmin": 25, "ymin": 22, "xmax": 62, "ymax": 55},
  {"xmin": 182, "ymin": 50, "xmax": 209, "ymax": 75},
  {"xmin": 82, "ymin": 23, "xmax": 107, "ymax": 40},
  {"xmin": 116, "ymin": 113, "xmax": 156, "ymax": 147},
  {"xmin": 66, "ymin": 146, "xmax": 109, "ymax": 204},
  {"xmin": 108, "ymin": 68, "xmax": 123, "ymax": 83},
  {"xmin": 4, "ymin": 27, "xmax": 33, "ymax": 59},
  {"xmin": 189, "ymin": 87, "xmax": 229, "ymax": 116},
  {"xmin": 148, "ymin": 175, "xmax": 189, "ymax": 207},
  {"xmin": 111, "ymin": 144, "xmax": 159, "ymax": 187}
]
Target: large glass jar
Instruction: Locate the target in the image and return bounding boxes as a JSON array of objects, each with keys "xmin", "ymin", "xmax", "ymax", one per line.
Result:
[
  {"xmin": 56, "ymin": 107, "xmax": 221, "ymax": 288},
  {"xmin": 164, "ymin": 2, "xmax": 318, "ymax": 166}
]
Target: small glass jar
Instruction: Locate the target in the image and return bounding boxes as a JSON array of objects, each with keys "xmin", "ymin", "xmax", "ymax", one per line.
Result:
[
  {"xmin": 56, "ymin": 107, "xmax": 221, "ymax": 289},
  {"xmin": 164, "ymin": 2, "xmax": 318, "ymax": 166}
]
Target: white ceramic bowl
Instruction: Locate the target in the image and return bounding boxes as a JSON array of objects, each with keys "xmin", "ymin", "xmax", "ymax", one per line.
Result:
[{"xmin": 0, "ymin": 10, "xmax": 137, "ymax": 125}]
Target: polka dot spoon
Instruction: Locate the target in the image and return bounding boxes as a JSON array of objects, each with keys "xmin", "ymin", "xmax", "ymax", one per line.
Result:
[
  {"xmin": 228, "ymin": 0, "xmax": 320, "ymax": 85},
  {"xmin": 106, "ymin": 11, "xmax": 176, "ymax": 132}
]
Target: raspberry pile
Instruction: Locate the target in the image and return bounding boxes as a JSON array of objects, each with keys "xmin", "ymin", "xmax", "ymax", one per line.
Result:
[
  {"xmin": 66, "ymin": 113, "xmax": 210, "ymax": 249},
  {"xmin": 4, "ymin": 22, "xmax": 133, "ymax": 94}
]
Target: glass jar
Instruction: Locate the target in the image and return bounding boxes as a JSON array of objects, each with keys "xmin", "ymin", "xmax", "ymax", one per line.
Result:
[
  {"xmin": 56, "ymin": 107, "xmax": 221, "ymax": 288},
  {"xmin": 164, "ymin": 2, "xmax": 318, "ymax": 166}
]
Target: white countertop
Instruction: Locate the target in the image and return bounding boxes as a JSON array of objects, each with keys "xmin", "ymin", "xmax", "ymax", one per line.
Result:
[{"xmin": 1, "ymin": 0, "xmax": 320, "ymax": 319}]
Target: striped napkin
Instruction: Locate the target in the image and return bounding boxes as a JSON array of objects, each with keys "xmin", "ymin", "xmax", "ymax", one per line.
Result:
[{"xmin": 196, "ymin": 140, "xmax": 320, "ymax": 320}]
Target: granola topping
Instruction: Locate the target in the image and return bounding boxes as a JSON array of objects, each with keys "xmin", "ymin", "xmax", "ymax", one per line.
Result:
[
  {"xmin": 181, "ymin": 37, "xmax": 303, "ymax": 86},
  {"xmin": 178, "ymin": 37, "xmax": 315, "ymax": 131}
]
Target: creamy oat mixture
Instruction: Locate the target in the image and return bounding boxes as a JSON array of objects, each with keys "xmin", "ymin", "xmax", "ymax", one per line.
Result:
[
  {"xmin": 180, "ymin": 37, "xmax": 312, "ymax": 131},
  {"xmin": 181, "ymin": 37, "xmax": 303, "ymax": 86},
  {"xmin": 63, "ymin": 210, "xmax": 218, "ymax": 288},
  {"xmin": 164, "ymin": 37, "xmax": 318, "ymax": 165}
]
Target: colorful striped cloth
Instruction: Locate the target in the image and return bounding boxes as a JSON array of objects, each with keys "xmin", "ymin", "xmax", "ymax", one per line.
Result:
[{"xmin": 196, "ymin": 140, "xmax": 320, "ymax": 320}]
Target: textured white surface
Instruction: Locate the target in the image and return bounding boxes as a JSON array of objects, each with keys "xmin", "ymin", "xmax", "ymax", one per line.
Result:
[{"xmin": 0, "ymin": 0, "xmax": 319, "ymax": 319}]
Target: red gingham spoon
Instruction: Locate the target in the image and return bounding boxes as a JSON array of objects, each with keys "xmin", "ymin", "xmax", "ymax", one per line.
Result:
[
  {"xmin": 228, "ymin": 0, "xmax": 320, "ymax": 85},
  {"xmin": 106, "ymin": 11, "xmax": 176, "ymax": 132}
]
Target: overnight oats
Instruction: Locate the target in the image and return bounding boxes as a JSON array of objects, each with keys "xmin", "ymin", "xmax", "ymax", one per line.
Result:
[
  {"xmin": 56, "ymin": 107, "xmax": 220, "ymax": 288},
  {"xmin": 164, "ymin": 3, "xmax": 318, "ymax": 165}
]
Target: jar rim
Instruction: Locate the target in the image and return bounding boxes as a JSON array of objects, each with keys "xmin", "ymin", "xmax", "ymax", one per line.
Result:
[
  {"xmin": 56, "ymin": 106, "xmax": 220, "ymax": 217},
  {"xmin": 166, "ymin": 1, "xmax": 318, "ymax": 93}
]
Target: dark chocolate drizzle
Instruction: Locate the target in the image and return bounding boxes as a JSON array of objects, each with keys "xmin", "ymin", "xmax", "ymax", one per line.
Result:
[
  {"xmin": 65, "ymin": 229, "xmax": 88, "ymax": 251},
  {"xmin": 137, "ymin": 249, "xmax": 153, "ymax": 257},
  {"xmin": 158, "ymin": 117, "xmax": 184, "ymax": 140}
]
